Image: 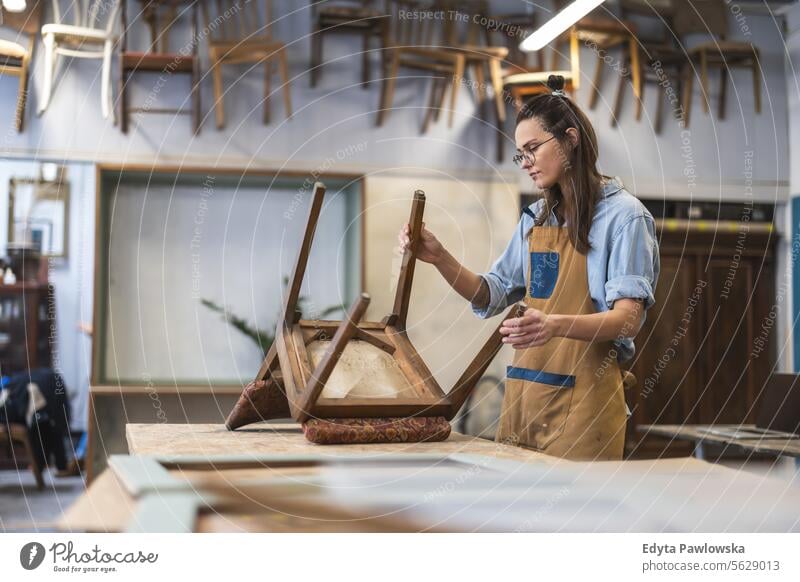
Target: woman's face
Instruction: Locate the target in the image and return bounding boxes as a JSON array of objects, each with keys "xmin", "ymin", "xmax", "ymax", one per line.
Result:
[{"xmin": 514, "ymin": 117, "xmax": 571, "ymax": 190}]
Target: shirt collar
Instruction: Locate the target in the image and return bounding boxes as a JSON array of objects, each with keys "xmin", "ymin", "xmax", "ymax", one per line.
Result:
[{"xmin": 602, "ymin": 177, "xmax": 624, "ymax": 198}]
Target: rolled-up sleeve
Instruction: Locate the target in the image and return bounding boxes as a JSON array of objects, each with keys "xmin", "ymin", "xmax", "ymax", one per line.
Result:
[
  {"xmin": 472, "ymin": 217, "xmax": 528, "ymax": 319},
  {"xmin": 604, "ymin": 215, "xmax": 659, "ymax": 309}
]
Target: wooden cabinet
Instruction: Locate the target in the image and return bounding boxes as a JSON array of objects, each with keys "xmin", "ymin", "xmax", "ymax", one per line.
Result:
[
  {"xmin": 626, "ymin": 222, "xmax": 777, "ymax": 458},
  {"xmin": 0, "ymin": 283, "xmax": 54, "ymax": 374}
]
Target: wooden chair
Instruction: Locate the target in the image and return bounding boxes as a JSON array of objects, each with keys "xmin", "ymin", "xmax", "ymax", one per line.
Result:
[
  {"xmin": 671, "ymin": 0, "xmax": 761, "ymax": 126},
  {"xmin": 38, "ymin": 0, "xmax": 121, "ymax": 121},
  {"xmin": 0, "ymin": 423, "xmax": 45, "ymax": 490},
  {"xmin": 202, "ymin": 0, "xmax": 291, "ymax": 129},
  {"xmin": 0, "ymin": 1, "xmax": 43, "ymax": 132},
  {"xmin": 119, "ymin": 0, "xmax": 201, "ymax": 134},
  {"xmin": 549, "ymin": 2, "xmax": 642, "ymax": 119},
  {"xmin": 378, "ymin": 0, "xmax": 508, "ymax": 133},
  {"xmin": 226, "ymin": 182, "xmax": 522, "ymax": 440},
  {"xmin": 310, "ymin": 0, "xmax": 390, "ymax": 89},
  {"xmin": 619, "ymin": 0, "xmax": 683, "ymax": 133}
]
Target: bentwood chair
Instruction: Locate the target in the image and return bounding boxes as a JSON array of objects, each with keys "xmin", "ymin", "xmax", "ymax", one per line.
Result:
[
  {"xmin": 119, "ymin": 0, "xmax": 202, "ymax": 134},
  {"xmin": 38, "ymin": 0, "xmax": 121, "ymax": 121},
  {"xmin": 672, "ymin": 0, "xmax": 761, "ymax": 126},
  {"xmin": 0, "ymin": 1, "xmax": 43, "ymax": 131},
  {"xmin": 202, "ymin": 0, "xmax": 292, "ymax": 129},
  {"xmin": 310, "ymin": 0, "xmax": 390, "ymax": 88}
]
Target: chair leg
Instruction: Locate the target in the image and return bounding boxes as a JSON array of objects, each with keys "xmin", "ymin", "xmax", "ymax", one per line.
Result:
[
  {"xmin": 421, "ymin": 76, "xmax": 440, "ymax": 134},
  {"xmin": 434, "ymin": 77, "xmax": 447, "ymax": 122},
  {"xmin": 278, "ymin": 49, "xmax": 292, "ymax": 118},
  {"xmin": 629, "ymin": 37, "xmax": 642, "ymax": 113},
  {"xmin": 211, "ymin": 54, "xmax": 225, "ymax": 129},
  {"xmin": 488, "ymin": 57, "xmax": 505, "ymax": 125},
  {"xmin": 588, "ymin": 51, "xmax": 604, "ymax": 110},
  {"xmin": 699, "ymin": 49, "xmax": 709, "ymax": 114},
  {"xmin": 718, "ymin": 65, "xmax": 727, "ymax": 120},
  {"xmin": 101, "ymin": 41, "xmax": 114, "ymax": 121},
  {"xmin": 192, "ymin": 58, "xmax": 201, "ymax": 135},
  {"xmin": 120, "ymin": 68, "xmax": 129, "ymax": 133},
  {"xmin": 377, "ymin": 50, "xmax": 399, "ymax": 126},
  {"xmin": 611, "ymin": 65, "xmax": 626, "ymax": 128},
  {"xmin": 634, "ymin": 71, "xmax": 644, "ymax": 122},
  {"xmin": 448, "ymin": 56, "xmax": 465, "ymax": 127},
  {"xmin": 310, "ymin": 25, "xmax": 322, "ymax": 88},
  {"xmin": 681, "ymin": 63, "xmax": 693, "ymax": 128},
  {"xmin": 362, "ymin": 30, "xmax": 370, "ymax": 88},
  {"xmin": 472, "ymin": 62, "xmax": 487, "ymax": 120},
  {"xmin": 263, "ymin": 59, "xmax": 272, "ymax": 124},
  {"xmin": 15, "ymin": 427, "xmax": 44, "ymax": 490},
  {"xmin": 15, "ymin": 58, "xmax": 29, "ymax": 132},
  {"xmin": 655, "ymin": 81, "xmax": 665, "ymax": 134},
  {"xmin": 38, "ymin": 35, "xmax": 55, "ymax": 115},
  {"xmin": 752, "ymin": 49, "xmax": 761, "ymax": 114}
]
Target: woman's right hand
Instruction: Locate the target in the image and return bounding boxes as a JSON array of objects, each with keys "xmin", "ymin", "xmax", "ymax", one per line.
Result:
[{"xmin": 398, "ymin": 222, "xmax": 444, "ymax": 265}]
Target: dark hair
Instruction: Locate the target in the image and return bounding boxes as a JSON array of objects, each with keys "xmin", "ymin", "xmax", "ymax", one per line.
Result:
[{"xmin": 516, "ymin": 75, "xmax": 607, "ymax": 255}]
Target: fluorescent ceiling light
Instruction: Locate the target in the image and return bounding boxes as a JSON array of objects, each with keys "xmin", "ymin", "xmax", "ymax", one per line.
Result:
[
  {"xmin": 2, "ymin": 0, "xmax": 27, "ymax": 13},
  {"xmin": 520, "ymin": 0, "xmax": 605, "ymax": 52}
]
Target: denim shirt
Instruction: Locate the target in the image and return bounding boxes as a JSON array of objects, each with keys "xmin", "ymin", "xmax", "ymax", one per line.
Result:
[{"xmin": 472, "ymin": 177, "xmax": 660, "ymax": 363}]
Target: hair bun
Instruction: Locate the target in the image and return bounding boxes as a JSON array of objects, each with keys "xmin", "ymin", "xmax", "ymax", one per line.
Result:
[{"xmin": 547, "ymin": 75, "xmax": 566, "ymax": 93}]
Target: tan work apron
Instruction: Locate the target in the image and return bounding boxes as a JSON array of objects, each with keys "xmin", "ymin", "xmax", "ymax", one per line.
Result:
[{"xmin": 495, "ymin": 224, "xmax": 627, "ymax": 460}]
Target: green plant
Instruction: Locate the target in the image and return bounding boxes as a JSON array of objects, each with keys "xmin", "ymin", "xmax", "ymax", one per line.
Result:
[{"xmin": 201, "ymin": 278, "xmax": 344, "ymax": 355}]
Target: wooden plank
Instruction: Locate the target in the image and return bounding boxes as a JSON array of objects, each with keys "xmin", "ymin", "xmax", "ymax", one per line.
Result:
[
  {"xmin": 354, "ymin": 329, "xmax": 396, "ymax": 354},
  {"xmin": 639, "ymin": 424, "xmax": 800, "ymax": 457},
  {"xmin": 281, "ymin": 182, "xmax": 326, "ymax": 326},
  {"xmin": 125, "ymin": 423, "xmax": 557, "ymax": 464},
  {"xmin": 384, "ymin": 190, "xmax": 425, "ymax": 329},
  {"xmin": 274, "ymin": 325, "xmax": 301, "ymax": 418}
]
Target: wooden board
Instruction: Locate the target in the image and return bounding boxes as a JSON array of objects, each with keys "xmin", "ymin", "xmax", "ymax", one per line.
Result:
[
  {"xmin": 639, "ymin": 424, "xmax": 800, "ymax": 457},
  {"xmin": 125, "ymin": 423, "xmax": 560, "ymax": 464}
]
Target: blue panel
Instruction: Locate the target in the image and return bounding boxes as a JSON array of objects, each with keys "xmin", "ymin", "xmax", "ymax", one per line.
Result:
[
  {"xmin": 529, "ymin": 251, "xmax": 559, "ymax": 299},
  {"xmin": 506, "ymin": 366, "xmax": 576, "ymax": 388}
]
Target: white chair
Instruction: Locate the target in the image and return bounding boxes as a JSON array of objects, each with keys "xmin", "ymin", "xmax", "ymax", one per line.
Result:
[{"xmin": 37, "ymin": 0, "xmax": 120, "ymax": 120}]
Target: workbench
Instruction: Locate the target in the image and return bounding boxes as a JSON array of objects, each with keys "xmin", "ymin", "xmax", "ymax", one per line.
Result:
[
  {"xmin": 61, "ymin": 422, "xmax": 558, "ymax": 532},
  {"xmin": 60, "ymin": 423, "xmax": 800, "ymax": 533},
  {"xmin": 639, "ymin": 424, "xmax": 800, "ymax": 466}
]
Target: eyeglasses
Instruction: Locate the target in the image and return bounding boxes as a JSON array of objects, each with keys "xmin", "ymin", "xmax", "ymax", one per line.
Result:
[{"xmin": 512, "ymin": 135, "xmax": 556, "ymax": 168}]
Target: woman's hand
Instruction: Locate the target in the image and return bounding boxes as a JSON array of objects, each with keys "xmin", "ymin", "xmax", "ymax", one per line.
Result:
[
  {"xmin": 500, "ymin": 308, "xmax": 558, "ymax": 349},
  {"xmin": 398, "ymin": 222, "xmax": 444, "ymax": 265}
]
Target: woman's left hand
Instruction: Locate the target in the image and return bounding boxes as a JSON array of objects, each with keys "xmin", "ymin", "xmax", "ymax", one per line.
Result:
[{"xmin": 499, "ymin": 308, "xmax": 558, "ymax": 349}]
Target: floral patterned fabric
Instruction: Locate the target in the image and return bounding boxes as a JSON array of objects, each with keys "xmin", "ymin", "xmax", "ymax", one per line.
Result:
[
  {"xmin": 225, "ymin": 377, "xmax": 290, "ymax": 430},
  {"xmin": 302, "ymin": 416, "xmax": 451, "ymax": 445}
]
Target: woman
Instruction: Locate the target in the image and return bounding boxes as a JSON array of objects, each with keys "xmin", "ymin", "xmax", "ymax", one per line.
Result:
[{"xmin": 399, "ymin": 76, "xmax": 660, "ymax": 461}]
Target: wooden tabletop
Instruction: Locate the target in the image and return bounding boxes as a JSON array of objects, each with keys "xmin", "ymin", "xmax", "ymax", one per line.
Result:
[
  {"xmin": 61, "ymin": 422, "xmax": 559, "ymax": 532},
  {"xmin": 125, "ymin": 422, "xmax": 561, "ymax": 464},
  {"xmin": 639, "ymin": 424, "xmax": 800, "ymax": 457},
  {"xmin": 60, "ymin": 423, "xmax": 800, "ymax": 533}
]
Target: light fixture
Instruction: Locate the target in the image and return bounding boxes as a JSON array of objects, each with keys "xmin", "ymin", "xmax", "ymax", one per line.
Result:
[
  {"xmin": 520, "ymin": 0, "xmax": 605, "ymax": 52},
  {"xmin": 1, "ymin": 0, "xmax": 27, "ymax": 13}
]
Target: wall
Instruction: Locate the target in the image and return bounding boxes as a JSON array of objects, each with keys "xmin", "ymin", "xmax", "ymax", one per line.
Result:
[{"xmin": 0, "ymin": 2, "xmax": 790, "ymax": 200}]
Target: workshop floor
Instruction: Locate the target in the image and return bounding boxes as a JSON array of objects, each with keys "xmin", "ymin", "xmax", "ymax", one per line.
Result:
[{"xmin": 0, "ymin": 468, "xmax": 86, "ymax": 532}]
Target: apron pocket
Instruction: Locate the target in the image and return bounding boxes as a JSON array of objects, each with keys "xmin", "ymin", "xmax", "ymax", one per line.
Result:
[{"xmin": 506, "ymin": 365, "xmax": 576, "ymax": 450}]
